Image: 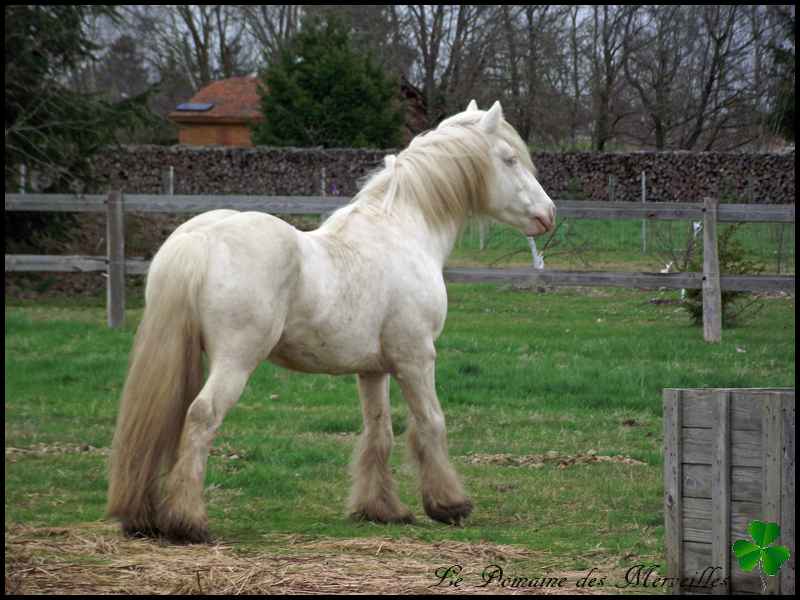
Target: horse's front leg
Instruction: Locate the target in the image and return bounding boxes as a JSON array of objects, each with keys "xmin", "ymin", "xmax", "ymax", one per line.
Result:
[
  {"xmin": 394, "ymin": 355, "xmax": 473, "ymax": 525},
  {"xmin": 348, "ymin": 373, "xmax": 414, "ymax": 524}
]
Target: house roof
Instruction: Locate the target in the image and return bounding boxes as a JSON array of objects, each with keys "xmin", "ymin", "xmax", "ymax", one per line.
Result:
[
  {"xmin": 168, "ymin": 76, "xmax": 264, "ymax": 125},
  {"xmin": 168, "ymin": 74, "xmax": 428, "ymax": 141}
]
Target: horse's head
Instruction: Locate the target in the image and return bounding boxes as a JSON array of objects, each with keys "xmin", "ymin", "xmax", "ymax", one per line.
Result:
[{"xmin": 443, "ymin": 100, "xmax": 556, "ymax": 237}]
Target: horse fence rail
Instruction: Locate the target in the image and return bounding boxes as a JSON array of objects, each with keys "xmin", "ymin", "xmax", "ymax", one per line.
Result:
[{"xmin": 5, "ymin": 192, "xmax": 795, "ymax": 340}]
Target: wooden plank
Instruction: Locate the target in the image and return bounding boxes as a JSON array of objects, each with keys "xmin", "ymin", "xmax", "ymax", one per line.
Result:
[
  {"xmin": 6, "ymin": 254, "xmax": 794, "ymax": 292},
  {"xmin": 121, "ymin": 194, "xmax": 349, "ymax": 214},
  {"xmin": 125, "ymin": 258, "xmax": 150, "ymax": 275},
  {"xmin": 682, "ymin": 465, "xmax": 761, "ymax": 503},
  {"xmin": 702, "ymin": 197, "xmax": 722, "ymax": 343},
  {"xmin": 7, "ymin": 193, "xmax": 794, "ymax": 222},
  {"xmin": 717, "ymin": 203, "xmax": 795, "ymax": 224},
  {"xmin": 553, "ymin": 201, "xmax": 794, "ymax": 223},
  {"xmin": 679, "ymin": 541, "xmax": 715, "ymax": 595},
  {"xmin": 442, "ymin": 267, "xmax": 794, "ymax": 293},
  {"xmin": 106, "ymin": 191, "xmax": 125, "ymax": 329},
  {"xmin": 4, "ymin": 193, "xmax": 106, "ymax": 212},
  {"xmin": 781, "ymin": 393, "xmax": 795, "ymax": 595},
  {"xmin": 762, "ymin": 392, "xmax": 783, "ymax": 594},
  {"xmin": 4, "ymin": 254, "xmax": 107, "ymax": 272},
  {"xmin": 3, "ymin": 192, "xmax": 349, "ymax": 215},
  {"xmin": 718, "ymin": 274, "xmax": 794, "ymax": 293},
  {"xmin": 7, "ymin": 256, "xmax": 794, "ymax": 293},
  {"xmin": 558, "ymin": 201, "xmax": 705, "ymax": 221},
  {"xmin": 682, "ymin": 497, "xmax": 763, "ymax": 544},
  {"xmin": 680, "ymin": 389, "xmax": 795, "ymax": 431},
  {"xmin": 664, "ymin": 389, "xmax": 684, "ymax": 594},
  {"xmin": 682, "ymin": 428, "xmax": 761, "ymax": 467},
  {"xmin": 684, "ymin": 542, "xmax": 761, "ymax": 594},
  {"xmin": 444, "ymin": 267, "xmax": 702, "ymax": 289},
  {"xmin": 712, "ymin": 391, "xmax": 731, "ymax": 594}
]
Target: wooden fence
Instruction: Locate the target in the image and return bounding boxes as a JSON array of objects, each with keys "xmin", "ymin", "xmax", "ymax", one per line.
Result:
[
  {"xmin": 663, "ymin": 388, "xmax": 795, "ymax": 594},
  {"xmin": 5, "ymin": 192, "xmax": 795, "ymax": 340}
]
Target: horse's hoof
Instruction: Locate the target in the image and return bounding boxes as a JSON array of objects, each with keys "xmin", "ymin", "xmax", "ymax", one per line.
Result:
[
  {"xmin": 155, "ymin": 514, "xmax": 212, "ymax": 544},
  {"xmin": 423, "ymin": 498, "xmax": 473, "ymax": 526},
  {"xmin": 349, "ymin": 507, "xmax": 416, "ymax": 525},
  {"xmin": 121, "ymin": 521, "xmax": 161, "ymax": 540},
  {"xmin": 160, "ymin": 523, "xmax": 212, "ymax": 545}
]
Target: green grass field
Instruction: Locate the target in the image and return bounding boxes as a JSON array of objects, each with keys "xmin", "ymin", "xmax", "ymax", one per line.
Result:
[
  {"xmin": 450, "ymin": 218, "xmax": 795, "ymax": 274},
  {"xmin": 5, "ymin": 278, "xmax": 795, "ymax": 592}
]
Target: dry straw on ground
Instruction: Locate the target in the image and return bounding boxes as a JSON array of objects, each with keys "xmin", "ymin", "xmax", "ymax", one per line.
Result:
[
  {"xmin": 463, "ymin": 450, "xmax": 647, "ymax": 469},
  {"xmin": 5, "ymin": 522, "xmax": 613, "ymax": 595}
]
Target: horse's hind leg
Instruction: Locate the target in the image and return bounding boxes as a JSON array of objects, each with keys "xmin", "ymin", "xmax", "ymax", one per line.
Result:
[
  {"xmin": 348, "ymin": 373, "xmax": 414, "ymax": 524},
  {"xmin": 395, "ymin": 355, "xmax": 473, "ymax": 526},
  {"xmin": 158, "ymin": 359, "xmax": 253, "ymax": 543}
]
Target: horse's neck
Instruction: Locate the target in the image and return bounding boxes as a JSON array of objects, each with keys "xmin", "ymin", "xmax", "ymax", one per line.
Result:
[{"xmin": 416, "ymin": 218, "xmax": 462, "ymax": 267}]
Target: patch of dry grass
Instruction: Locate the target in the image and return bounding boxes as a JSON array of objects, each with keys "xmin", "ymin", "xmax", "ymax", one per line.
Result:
[
  {"xmin": 463, "ymin": 451, "xmax": 647, "ymax": 469},
  {"xmin": 5, "ymin": 523, "xmax": 618, "ymax": 595}
]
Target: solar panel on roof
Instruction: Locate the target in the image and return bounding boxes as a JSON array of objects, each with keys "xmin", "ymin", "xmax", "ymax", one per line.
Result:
[{"xmin": 176, "ymin": 102, "xmax": 214, "ymax": 112}]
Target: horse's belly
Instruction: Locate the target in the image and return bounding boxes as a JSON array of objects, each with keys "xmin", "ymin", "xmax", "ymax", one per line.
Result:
[{"xmin": 268, "ymin": 335, "xmax": 385, "ymax": 375}]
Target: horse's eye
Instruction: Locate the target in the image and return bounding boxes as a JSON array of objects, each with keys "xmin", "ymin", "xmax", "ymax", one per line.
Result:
[{"xmin": 503, "ymin": 155, "xmax": 517, "ymax": 167}]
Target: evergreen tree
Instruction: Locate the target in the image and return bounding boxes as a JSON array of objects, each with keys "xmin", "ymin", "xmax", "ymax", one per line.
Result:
[
  {"xmin": 253, "ymin": 15, "xmax": 403, "ymax": 149},
  {"xmin": 5, "ymin": 5, "xmax": 155, "ymax": 190},
  {"xmin": 5, "ymin": 5, "xmax": 156, "ymax": 245}
]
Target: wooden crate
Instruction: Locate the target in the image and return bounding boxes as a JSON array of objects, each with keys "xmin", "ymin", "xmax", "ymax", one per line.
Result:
[{"xmin": 664, "ymin": 388, "xmax": 794, "ymax": 595}]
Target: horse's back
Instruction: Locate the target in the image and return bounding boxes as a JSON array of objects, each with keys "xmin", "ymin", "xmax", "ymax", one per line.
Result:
[{"xmin": 156, "ymin": 210, "xmax": 302, "ymax": 290}]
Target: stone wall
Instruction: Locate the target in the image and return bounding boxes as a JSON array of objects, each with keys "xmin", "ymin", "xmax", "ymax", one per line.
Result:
[
  {"xmin": 530, "ymin": 151, "xmax": 795, "ymax": 204},
  {"xmin": 91, "ymin": 145, "xmax": 795, "ymax": 203}
]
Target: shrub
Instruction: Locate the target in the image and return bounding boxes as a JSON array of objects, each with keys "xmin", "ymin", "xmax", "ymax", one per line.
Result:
[{"xmin": 682, "ymin": 223, "xmax": 764, "ymax": 326}]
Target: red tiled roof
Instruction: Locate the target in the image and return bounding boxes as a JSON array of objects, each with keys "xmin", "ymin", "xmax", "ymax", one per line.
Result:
[{"xmin": 169, "ymin": 76, "xmax": 264, "ymax": 124}]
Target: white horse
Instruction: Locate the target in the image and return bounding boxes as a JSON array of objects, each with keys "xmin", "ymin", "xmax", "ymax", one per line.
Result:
[{"xmin": 107, "ymin": 100, "xmax": 556, "ymax": 543}]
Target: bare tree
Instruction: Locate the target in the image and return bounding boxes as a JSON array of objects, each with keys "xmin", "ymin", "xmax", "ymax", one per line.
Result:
[
  {"xmin": 239, "ymin": 5, "xmax": 301, "ymax": 67},
  {"xmin": 404, "ymin": 5, "xmax": 498, "ymax": 125},
  {"xmin": 665, "ymin": 5, "xmax": 767, "ymax": 151},
  {"xmin": 681, "ymin": 6, "xmax": 740, "ymax": 149},
  {"xmin": 566, "ymin": 6, "xmax": 588, "ymax": 147},
  {"xmin": 623, "ymin": 6, "xmax": 693, "ymax": 149},
  {"xmin": 586, "ymin": 5, "xmax": 637, "ymax": 151},
  {"xmin": 120, "ymin": 6, "xmax": 252, "ymax": 91},
  {"xmin": 406, "ymin": 5, "xmax": 448, "ymax": 124},
  {"xmin": 174, "ymin": 6, "xmax": 251, "ymax": 86}
]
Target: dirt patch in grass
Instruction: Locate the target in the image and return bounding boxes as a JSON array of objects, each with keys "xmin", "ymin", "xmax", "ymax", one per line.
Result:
[
  {"xmin": 5, "ymin": 443, "xmax": 109, "ymax": 463},
  {"xmin": 463, "ymin": 451, "xmax": 647, "ymax": 469},
  {"xmin": 5, "ymin": 443, "xmax": 250, "ymax": 463},
  {"xmin": 5, "ymin": 522, "xmax": 616, "ymax": 595}
]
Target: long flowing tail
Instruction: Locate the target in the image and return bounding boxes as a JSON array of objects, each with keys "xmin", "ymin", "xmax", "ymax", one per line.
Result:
[{"xmin": 106, "ymin": 232, "xmax": 208, "ymax": 535}]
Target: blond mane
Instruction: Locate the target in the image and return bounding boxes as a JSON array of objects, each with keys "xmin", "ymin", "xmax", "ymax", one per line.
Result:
[{"xmin": 332, "ymin": 113, "xmax": 535, "ymax": 232}]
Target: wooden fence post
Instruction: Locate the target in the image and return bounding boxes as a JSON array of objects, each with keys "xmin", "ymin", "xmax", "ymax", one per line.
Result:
[
  {"xmin": 641, "ymin": 171, "xmax": 647, "ymax": 254},
  {"xmin": 712, "ymin": 390, "xmax": 731, "ymax": 595},
  {"xmin": 663, "ymin": 389, "xmax": 683, "ymax": 595},
  {"xmin": 702, "ymin": 196, "xmax": 722, "ymax": 343},
  {"xmin": 106, "ymin": 190, "xmax": 125, "ymax": 328}
]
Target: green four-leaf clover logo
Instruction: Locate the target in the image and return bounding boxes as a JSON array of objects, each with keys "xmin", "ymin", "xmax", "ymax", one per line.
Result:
[{"xmin": 732, "ymin": 520, "xmax": 791, "ymax": 577}]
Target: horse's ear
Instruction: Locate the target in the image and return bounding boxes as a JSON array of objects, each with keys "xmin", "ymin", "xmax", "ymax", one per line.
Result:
[
  {"xmin": 480, "ymin": 101, "xmax": 503, "ymax": 134},
  {"xmin": 384, "ymin": 154, "xmax": 396, "ymax": 169},
  {"xmin": 466, "ymin": 99, "xmax": 479, "ymax": 112}
]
